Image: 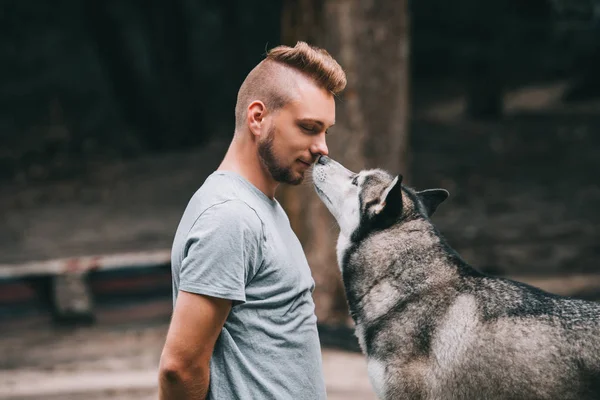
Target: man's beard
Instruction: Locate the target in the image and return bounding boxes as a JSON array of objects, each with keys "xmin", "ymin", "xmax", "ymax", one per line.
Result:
[{"xmin": 257, "ymin": 126, "xmax": 304, "ymax": 185}]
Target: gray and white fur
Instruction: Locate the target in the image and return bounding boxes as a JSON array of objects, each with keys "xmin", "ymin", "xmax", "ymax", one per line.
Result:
[{"xmin": 312, "ymin": 155, "xmax": 600, "ymax": 400}]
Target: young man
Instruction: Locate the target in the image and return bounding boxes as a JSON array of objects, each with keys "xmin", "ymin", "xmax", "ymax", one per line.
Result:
[{"xmin": 158, "ymin": 41, "xmax": 347, "ymax": 399}]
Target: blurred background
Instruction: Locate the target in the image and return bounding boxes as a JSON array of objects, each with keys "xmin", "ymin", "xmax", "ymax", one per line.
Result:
[{"xmin": 1, "ymin": 0, "xmax": 600, "ymax": 398}]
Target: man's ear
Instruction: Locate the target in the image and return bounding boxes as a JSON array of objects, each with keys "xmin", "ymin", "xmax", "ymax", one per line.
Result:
[
  {"xmin": 247, "ymin": 101, "xmax": 266, "ymax": 136},
  {"xmin": 417, "ymin": 189, "xmax": 449, "ymax": 217},
  {"xmin": 373, "ymin": 175, "xmax": 403, "ymax": 216}
]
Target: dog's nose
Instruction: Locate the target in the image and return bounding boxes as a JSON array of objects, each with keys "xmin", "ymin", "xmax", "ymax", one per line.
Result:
[{"xmin": 317, "ymin": 155, "xmax": 329, "ymax": 165}]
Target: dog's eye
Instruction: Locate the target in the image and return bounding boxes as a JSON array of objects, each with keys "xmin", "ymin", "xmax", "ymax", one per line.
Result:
[{"xmin": 351, "ymin": 176, "xmax": 359, "ymax": 186}]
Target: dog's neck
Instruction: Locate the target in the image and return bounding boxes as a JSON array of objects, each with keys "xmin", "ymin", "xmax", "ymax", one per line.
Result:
[{"xmin": 341, "ymin": 217, "xmax": 464, "ymax": 325}]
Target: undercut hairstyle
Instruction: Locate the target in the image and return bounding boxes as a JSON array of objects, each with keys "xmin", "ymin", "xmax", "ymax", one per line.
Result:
[{"xmin": 234, "ymin": 41, "xmax": 347, "ymax": 132}]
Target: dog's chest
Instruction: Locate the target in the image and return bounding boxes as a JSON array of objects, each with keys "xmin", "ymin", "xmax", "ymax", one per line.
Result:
[{"xmin": 367, "ymin": 357, "xmax": 387, "ymax": 399}]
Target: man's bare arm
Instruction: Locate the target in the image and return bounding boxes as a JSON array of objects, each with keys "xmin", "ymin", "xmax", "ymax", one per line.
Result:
[{"xmin": 158, "ymin": 290, "xmax": 232, "ymax": 400}]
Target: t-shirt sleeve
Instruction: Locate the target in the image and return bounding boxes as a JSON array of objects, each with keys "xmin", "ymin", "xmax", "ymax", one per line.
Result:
[{"xmin": 178, "ymin": 200, "xmax": 264, "ymax": 305}]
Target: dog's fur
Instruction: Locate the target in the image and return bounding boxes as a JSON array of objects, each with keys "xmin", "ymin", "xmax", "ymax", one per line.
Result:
[{"xmin": 312, "ymin": 156, "xmax": 600, "ymax": 400}]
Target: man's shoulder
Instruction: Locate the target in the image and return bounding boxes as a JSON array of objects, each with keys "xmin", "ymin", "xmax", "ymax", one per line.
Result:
[
  {"xmin": 199, "ymin": 199, "xmax": 263, "ymax": 227},
  {"xmin": 195, "ymin": 172, "xmax": 269, "ymax": 218},
  {"xmin": 177, "ymin": 171, "xmax": 270, "ymax": 243}
]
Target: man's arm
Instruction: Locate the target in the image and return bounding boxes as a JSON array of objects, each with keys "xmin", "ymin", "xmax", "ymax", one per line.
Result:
[{"xmin": 158, "ymin": 290, "xmax": 232, "ymax": 400}]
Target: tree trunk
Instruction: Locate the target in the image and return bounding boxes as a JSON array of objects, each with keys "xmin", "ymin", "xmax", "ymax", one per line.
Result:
[{"xmin": 278, "ymin": 0, "xmax": 411, "ymax": 325}]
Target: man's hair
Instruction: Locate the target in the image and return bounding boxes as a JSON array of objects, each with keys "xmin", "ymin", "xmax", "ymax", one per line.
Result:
[{"xmin": 234, "ymin": 41, "xmax": 347, "ymax": 132}]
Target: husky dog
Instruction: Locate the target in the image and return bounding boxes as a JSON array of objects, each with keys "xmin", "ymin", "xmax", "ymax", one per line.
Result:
[{"xmin": 312, "ymin": 155, "xmax": 600, "ymax": 400}]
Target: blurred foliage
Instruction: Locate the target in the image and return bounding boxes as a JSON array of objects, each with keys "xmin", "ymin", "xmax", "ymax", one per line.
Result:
[
  {"xmin": 0, "ymin": 0, "xmax": 281, "ymax": 182},
  {"xmin": 0, "ymin": 0, "xmax": 599, "ymax": 182},
  {"xmin": 411, "ymin": 0, "xmax": 600, "ymax": 84}
]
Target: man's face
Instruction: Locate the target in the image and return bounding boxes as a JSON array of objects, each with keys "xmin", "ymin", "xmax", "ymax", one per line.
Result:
[{"xmin": 258, "ymin": 79, "xmax": 335, "ymax": 185}]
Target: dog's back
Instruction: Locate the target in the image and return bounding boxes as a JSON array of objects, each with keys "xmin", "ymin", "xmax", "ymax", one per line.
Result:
[{"xmin": 424, "ymin": 273, "xmax": 600, "ymax": 399}]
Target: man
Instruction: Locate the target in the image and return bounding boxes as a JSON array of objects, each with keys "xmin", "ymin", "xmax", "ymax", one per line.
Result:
[{"xmin": 158, "ymin": 41, "xmax": 347, "ymax": 399}]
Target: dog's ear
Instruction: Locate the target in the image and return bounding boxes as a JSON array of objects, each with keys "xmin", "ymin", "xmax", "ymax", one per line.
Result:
[
  {"xmin": 374, "ymin": 175, "xmax": 403, "ymax": 216},
  {"xmin": 417, "ymin": 189, "xmax": 449, "ymax": 217}
]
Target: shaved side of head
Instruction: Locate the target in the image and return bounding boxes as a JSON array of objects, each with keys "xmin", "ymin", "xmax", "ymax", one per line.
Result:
[{"xmin": 234, "ymin": 41, "xmax": 347, "ymax": 134}]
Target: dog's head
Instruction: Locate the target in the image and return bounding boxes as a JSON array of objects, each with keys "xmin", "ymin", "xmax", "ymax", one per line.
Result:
[{"xmin": 312, "ymin": 156, "xmax": 449, "ymax": 241}]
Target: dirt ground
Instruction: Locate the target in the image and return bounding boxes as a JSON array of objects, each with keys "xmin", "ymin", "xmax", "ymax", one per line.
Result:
[{"xmin": 0, "ymin": 302, "xmax": 376, "ymax": 400}]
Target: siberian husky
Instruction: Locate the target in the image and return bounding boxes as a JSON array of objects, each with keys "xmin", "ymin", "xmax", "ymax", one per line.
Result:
[{"xmin": 312, "ymin": 155, "xmax": 600, "ymax": 400}]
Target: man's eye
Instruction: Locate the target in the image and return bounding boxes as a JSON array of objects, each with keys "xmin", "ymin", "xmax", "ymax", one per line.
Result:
[
  {"xmin": 301, "ymin": 125, "xmax": 315, "ymax": 132},
  {"xmin": 351, "ymin": 176, "xmax": 359, "ymax": 186}
]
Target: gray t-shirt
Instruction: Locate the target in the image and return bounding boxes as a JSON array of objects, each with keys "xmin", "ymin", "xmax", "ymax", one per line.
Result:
[{"xmin": 171, "ymin": 170, "xmax": 327, "ymax": 400}]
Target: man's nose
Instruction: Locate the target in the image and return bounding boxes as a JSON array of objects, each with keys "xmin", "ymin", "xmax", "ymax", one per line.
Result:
[{"xmin": 311, "ymin": 134, "xmax": 329, "ymax": 158}]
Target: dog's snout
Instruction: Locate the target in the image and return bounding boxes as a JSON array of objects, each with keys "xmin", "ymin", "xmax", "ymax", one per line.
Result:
[{"xmin": 317, "ymin": 155, "xmax": 330, "ymax": 165}]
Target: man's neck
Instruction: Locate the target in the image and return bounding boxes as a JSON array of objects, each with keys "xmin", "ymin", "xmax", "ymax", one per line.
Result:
[{"xmin": 217, "ymin": 136, "xmax": 279, "ymax": 199}]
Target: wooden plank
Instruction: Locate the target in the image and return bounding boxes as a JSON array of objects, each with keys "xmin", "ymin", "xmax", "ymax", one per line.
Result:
[{"xmin": 0, "ymin": 250, "xmax": 171, "ymax": 279}]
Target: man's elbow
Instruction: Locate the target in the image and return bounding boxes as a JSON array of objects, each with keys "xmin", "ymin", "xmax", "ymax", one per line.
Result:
[
  {"xmin": 159, "ymin": 359, "xmax": 186, "ymax": 385},
  {"xmin": 158, "ymin": 356, "xmax": 207, "ymax": 387}
]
